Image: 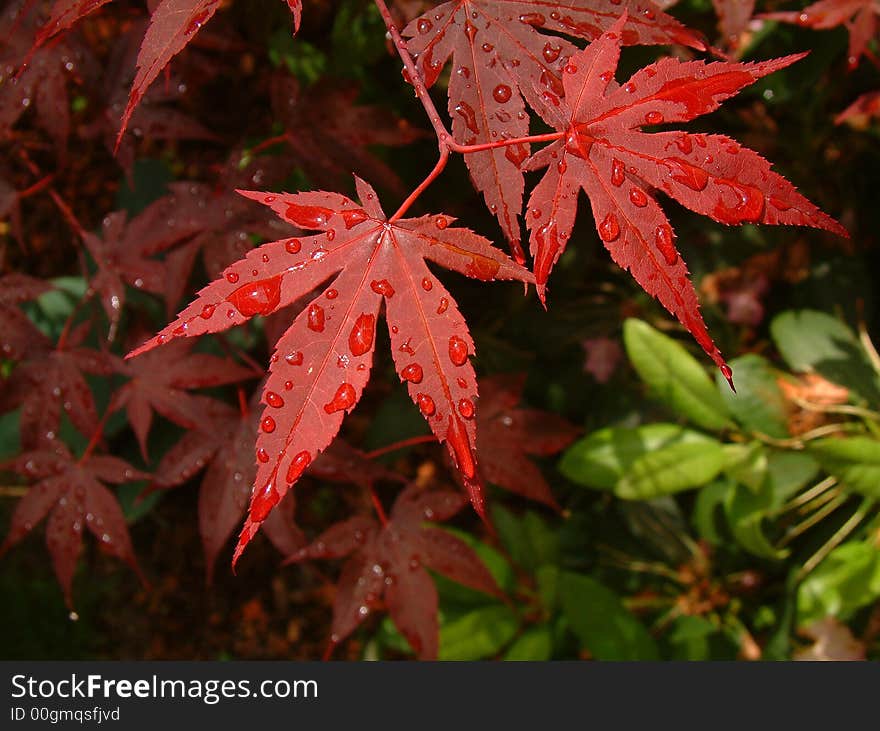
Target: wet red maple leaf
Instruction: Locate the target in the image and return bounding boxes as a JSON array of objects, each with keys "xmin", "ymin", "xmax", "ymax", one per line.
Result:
[
  {"xmin": 474, "ymin": 374, "xmax": 579, "ymax": 507},
  {"xmin": 523, "ymin": 16, "xmax": 846, "ymax": 376},
  {"xmin": 127, "ymin": 177, "xmax": 532, "ymax": 565},
  {"xmin": 712, "ymin": 0, "xmax": 757, "ymax": 48},
  {"xmin": 404, "ymin": 0, "xmax": 706, "ymax": 260},
  {"xmin": 0, "ymin": 8, "xmax": 89, "ymax": 161},
  {"xmin": 0, "ymin": 443, "xmax": 148, "ymax": 606},
  {"xmin": 761, "ymin": 0, "xmax": 878, "ymax": 69},
  {"xmin": 153, "ymin": 392, "xmax": 311, "ymax": 581},
  {"xmin": 287, "ymin": 484, "xmax": 501, "ymax": 659},
  {"xmin": 0, "ymin": 316, "xmax": 118, "ymax": 450},
  {"xmin": 110, "ymin": 338, "xmax": 255, "ymax": 461},
  {"xmin": 836, "ymin": 89, "xmax": 880, "ymax": 125},
  {"xmin": 269, "ymin": 74, "xmax": 427, "ymax": 197}
]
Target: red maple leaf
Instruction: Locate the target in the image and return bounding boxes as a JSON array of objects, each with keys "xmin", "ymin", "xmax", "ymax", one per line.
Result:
[
  {"xmin": 836, "ymin": 89, "xmax": 880, "ymax": 124},
  {"xmin": 110, "ymin": 339, "xmax": 255, "ymax": 460},
  {"xmin": 404, "ymin": 0, "xmax": 706, "ymax": 261},
  {"xmin": 0, "ymin": 443, "xmax": 148, "ymax": 606},
  {"xmin": 712, "ymin": 0, "xmax": 757, "ymax": 48},
  {"xmin": 522, "ymin": 16, "xmax": 846, "ymax": 376},
  {"xmin": 127, "ymin": 177, "xmax": 533, "ymax": 564},
  {"xmin": 269, "ymin": 74, "xmax": 427, "ymax": 197},
  {"xmin": 761, "ymin": 0, "xmax": 878, "ymax": 69},
  {"xmin": 131, "ymin": 153, "xmax": 300, "ymax": 311},
  {"xmin": 116, "ymin": 0, "xmax": 223, "ymax": 146},
  {"xmin": 0, "ymin": 316, "xmax": 118, "ymax": 450},
  {"xmin": 0, "ymin": 9, "xmax": 85, "ymax": 161},
  {"xmin": 474, "ymin": 374, "xmax": 579, "ymax": 507},
  {"xmin": 78, "ymin": 20, "xmax": 218, "ymax": 173},
  {"xmin": 287, "ymin": 484, "xmax": 502, "ymax": 659},
  {"xmin": 153, "ymin": 392, "xmax": 305, "ymax": 581}
]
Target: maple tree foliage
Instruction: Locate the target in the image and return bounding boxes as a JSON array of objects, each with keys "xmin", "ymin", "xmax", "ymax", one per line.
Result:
[
  {"xmin": 404, "ymin": 0, "xmax": 707, "ymax": 260},
  {"xmin": 0, "ymin": 443, "xmax": 147, "ymax": 607},
  {"xmin": 761, "ymin": 0, "xmax": 879, "ymax": 69},
  {"xmin": 110, "ymin": 338, "xmax": 254, "ymax": 460},
  {"xmin": 287, "ymin": 483, "xmax": 501, "ymax": 659},
  {"xmin": 473, "ymin": 374, "xmax": 579, "ymax": 507},
  {"xmin": 521, "ymin": 16, "xmax": 847, "ymax": 374},
  {"xmin": 127, "ymin": 177, "xmax": 533, "ymax": 563},
  {"xmin": 0, "ymin": 286, "xmax": 118, "ymax": 449},
  {"xmin": 0, "ymin": 0, "xmax": 869, "ymax": 659}
]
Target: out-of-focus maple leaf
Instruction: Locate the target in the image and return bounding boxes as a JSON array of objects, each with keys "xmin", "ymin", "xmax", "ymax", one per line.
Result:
[
  {"xmin": 581, "ymin": 336, "xmax": 623, "ymax": 383},
  {"xmin": 127, "ymin": 177, "xmax": 533, "ymax": 564},
  {"xmin": 287, "ymin": 484, "xmax": 501, "ymax": 658},
  {"xmin": 794, "ymin": 617, "xmax": 866, "ymax": 660},
  {"xmin": 269, "ymin": 74, "xmax": 426, "ymax": 196},
  {"xmin": 700, "ymin": 244, "xmax": 812, "ymax": 328},
  {"xmin": 473, "ymin": 374, "xmax": 578, "ymax": 507},
  {"xmin": 0, "ymin": 443, "xmax": 148, "ymax": 606},
  {"xmin": 761, "ymin": 0, "xmax": 878, "ymax": 69},
  {"xmin": 522, "ymin": 17, "xmax": 846, "ymax": 377},
  {"xmin": 778, "ymin": 372, "xmax": 850, "ymax": 436},
  {"xmin": 53, "ymin": 188, "xmax": 224, "ymax": 337},
  {"xmin": 0, "ymin": 316, "xmax": 118, "ymax": 450},
  {"xmin": 836, "ymin": 90, "xmax": 880, "ymax": 126},
  {"xmin": 309, "ymin": 438, "xmax": 405, "ymax": 490},
  {"xmin": 153, "ymin": 393, "xmax": 305, "ymax": 581},
  {"xmin": 24, "ymin": 0, "xmax": 117, "ymax": 60},
  {"xmin": 712, "ymin": 0, "xmax": 757, "ymax": 49},
  {"xmin": 116, "ymin": 0, "xmax": 223, "ymax": 146},
  {"xmin": 110, "ymin": 339, "xmax": 255, "ymax": 460},
  {"xmin": 0, "ymin": 11, "xmax": 92, "ymax": 160},
  {"xmin": 405, "ymin": 0, "xmax": 706, "ymax": 261},
  {"xmin": 134, "ymin": 153, "xmax": 299, "ymax": 311},
  {"xmin": 78, "ymin": 20, "xmax": 218, "ymax": 173}
]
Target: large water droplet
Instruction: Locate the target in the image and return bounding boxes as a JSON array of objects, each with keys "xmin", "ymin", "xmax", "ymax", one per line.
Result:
[
  {"xmin": 598, "ymin": 213, "xmax": 621, "ymax": 242},
  {"xmin": 417, "ymin": 393, "xmax": 436, "ymax": 416},
  {"xmin": 401, "ymin": 363, "xmax": 424, "ymax": 383},
  {"xmin": 611, "ymin": 158, "xmax": 625, "ymax": 187},
  {"xmin": 492, "ymin": 84, "xmax": 512, "ymax": 104},
  {"xmin": 307, "ymin": 303, "xmax": 325, "ymax": 332},
  {"xmin": 370, "ymin": 279, "xmax": 394, "ymax": 297},
  {"xmin": 285, "ymin": 203, "xmax": 333, "ymax": 228},
  {"xmin": 349, "ymin": 313, "xmax": 375, "ymax": 356},
  {"xmin": 226, "ymin": 275, "xmax": 282, "ymax": 317},
  {"xmin": 323, "ymin": 383, "xmax": 356, "ymax": 414},
  {"xmin": 448, "ymin": 336, "xmax": 468, "ymax": 366},
  {"xmin": 286, "ymin": 451, "xmax": 311, "ymax": 483},
  {"xmin": 654, "ymin": 224, "xmax": 677, "ymax": 264}
]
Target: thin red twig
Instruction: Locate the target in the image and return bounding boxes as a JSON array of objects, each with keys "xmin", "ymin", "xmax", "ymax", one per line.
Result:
[
  {"xmin": 369, "ymin": 485, "xmax": 389, "ymax": 526},
  {"xmin": 364, "ymin": 434, "xmax": 437, "ymax": 459}
]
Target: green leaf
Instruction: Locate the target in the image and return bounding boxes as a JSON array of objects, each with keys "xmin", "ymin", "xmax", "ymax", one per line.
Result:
[
  {"xmin": 665, "ymin": 615, "xmax": 719, "ymax": 661},
  {"xmin": 560, "ymin": 423, "xmax": 714, "ymax": 490},
  {"xmin": 770, "ymin": 310, "xmax": 880, "ymax": 405},
  {"xmin": 809, "ymin": 437, "xmax": 880, "ymax": 498},
  {"xmin": 558, "ymin": 571, "xmax": 658, "ymax": 660},
  {"xmin": 623, "ymin": 318, "xmax": 731, "ymax": 430},
  {"xmin": 503, "ymin": 625, "xmax": 554, "ymax": 661},
  {"xmin": 535, "ymin": 565, "xmax": 561, "ymax": 612},
  {"xmin": 797, "ymin": 542, "xmax": 880, "ymax": 625},
  {"xmin": 616, "ymin": 439, "xmax": 726, "ymax": 500},
  {"xmin": 715, "ymin": 354, "xmax": 789, "ymax": 438},
  {"xmin": 766, "ymin": 450, "xmax": 820, "ymax": 502},
  {"xmin": 492, "ymin": 504, "xmax": 559, "ymax": 573},
  {"xmin": 724, "ymin": 480, "xmax": 788, "ymax": 560},
  {"xmin": 722, "ymin": 442, "xmax": 768, "ymax": 492},
  {"xmin": 693, "ymin": 479, "xmax": 733, "ymax": 545},
  {"xmin": 438, "ymin": 605, "xmax": 520, "ymax": 660}
]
